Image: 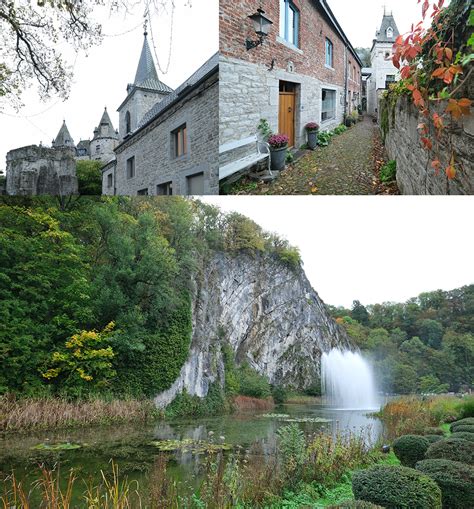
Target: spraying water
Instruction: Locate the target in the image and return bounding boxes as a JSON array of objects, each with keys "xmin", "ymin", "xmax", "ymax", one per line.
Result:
[{"xmin": 321, "ymin": 349, "xmax": 379, "ymax": 410}]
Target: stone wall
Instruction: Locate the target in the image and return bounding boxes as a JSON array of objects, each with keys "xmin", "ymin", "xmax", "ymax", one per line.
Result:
[
  {"xmin": 6, "ymin": 145, "xmax": 78, "ymax": 196},
  {"xmin": 383, "ymin": 96, "xmax": 474, "ymax": 195},
  {"xmin": 113, "ymin": 71, "xmax": 219, "ymax": 196}
]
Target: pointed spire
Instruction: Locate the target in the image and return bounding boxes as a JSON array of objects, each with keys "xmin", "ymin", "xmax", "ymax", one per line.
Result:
[
  {"xmin": 134, "ymin": 32, "xmax": 159, "ymax": 86},
  {"xmin": 376, "ymin": 12, "xmax": 400, "ymax": 42},
  {"xmin": 93, "ymin": 107, "xmax": 118, "ymax": 140},
  {"xmin": 53, "ymin": 120, "xmax": 75, "ymax": 148}
]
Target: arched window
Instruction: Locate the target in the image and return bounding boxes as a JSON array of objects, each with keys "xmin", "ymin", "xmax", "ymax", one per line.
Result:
[
  {"xmin": 125, "ymin": 111, "xmax": 131, "ymax": 133},
  {"xmin": 386, "ymin": 27, "xmax": 393, "ymax": 39}
]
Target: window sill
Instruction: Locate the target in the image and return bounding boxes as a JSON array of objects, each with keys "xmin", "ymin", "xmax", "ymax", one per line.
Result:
[
  {"xmin": 276, "ymin": 36, "xmax": 303, "ymax": 55},
  {"xmin": 172, "ymin": 154, "xmax": 189, "ymax": 162},
  {"xmin": 325, "ymin": 64, "xmax": 335, "ymax": 71}
]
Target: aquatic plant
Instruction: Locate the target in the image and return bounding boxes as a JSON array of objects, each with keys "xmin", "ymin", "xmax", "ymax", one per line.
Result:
[{"xmin": 150, "ymin": 439, "xmax": 233, "ymax": 454}]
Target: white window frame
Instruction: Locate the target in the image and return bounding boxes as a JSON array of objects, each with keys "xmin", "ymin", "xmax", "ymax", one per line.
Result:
[
  {"xmin": 325, "ymin": 38, "xmax": 334, "ymax": 68},
  {"xmin": 280, "ymin": 0, "xmax": 300, "ymax": 48},
  {"xmin": 321, "ymin": 88, "xmax": 336, "ymax": 123}
]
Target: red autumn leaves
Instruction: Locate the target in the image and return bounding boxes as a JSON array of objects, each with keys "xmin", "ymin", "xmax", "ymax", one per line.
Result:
[{"xmin": 391, "ymin": 0, "xmax": 472, "ymax": 180}]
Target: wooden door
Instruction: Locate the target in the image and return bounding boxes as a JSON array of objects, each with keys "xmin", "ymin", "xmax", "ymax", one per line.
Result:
[{"xmin": 279, "ymin": 86, "xmax": 296, "ymax": 147}]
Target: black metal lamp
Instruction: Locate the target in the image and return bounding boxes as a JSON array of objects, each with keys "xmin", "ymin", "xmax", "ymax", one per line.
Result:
[{"xmin": 246, "ymin": 8, "xmax": 273, "ymax": 50}]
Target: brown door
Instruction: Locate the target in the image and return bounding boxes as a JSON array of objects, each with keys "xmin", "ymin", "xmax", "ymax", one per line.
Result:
[{"xmin": 279, "ymin": 82, "xmax": 296, "ymax": 147}]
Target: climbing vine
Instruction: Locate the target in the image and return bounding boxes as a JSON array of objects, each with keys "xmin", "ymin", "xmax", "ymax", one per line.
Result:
[{"xmin": 390, "ymin": 0, "xmax": 473, "ymax": 179}]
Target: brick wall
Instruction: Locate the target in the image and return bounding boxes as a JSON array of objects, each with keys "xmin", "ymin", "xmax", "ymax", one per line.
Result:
[{"xmin": 220, "ymin": 0, "xmax": 361, "ymax": 88}]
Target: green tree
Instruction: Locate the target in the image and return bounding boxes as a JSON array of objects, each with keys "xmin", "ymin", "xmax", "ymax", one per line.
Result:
[
  {"xmin": 76, "ymin": 160, "xmax": 103, "ymax": 195},
  {"xmin": 352, "ymin": 300, "xmax": 369, "ymax": 325},
  {"xmin": 417, "ymin": 319, "xmax": 444, "ymax": 349}
]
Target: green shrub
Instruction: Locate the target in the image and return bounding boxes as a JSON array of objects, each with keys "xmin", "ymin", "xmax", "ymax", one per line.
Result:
[
  {"xmin": 459, "ymin": 396, "xmax": 474, "ymax": 418},
  {"xmin": 352, "ymin": 465, "xmax": 442, "ymax": 509},
  {"xmin": 165, "ymin": 383, "xmax": 227, "ymax": 419},
  {"xmin": 423, "ymin": 434, "xmax": 444, "ymax": 444},
  {"xmin": 317, "ymin": 131, "xmax": 332, "ymax": 146},
  {"xmin": 237, "ymin": 364, "xmax": 271, "ymax": 399},
  {"xmin": 271, "ymin": 385, "xmax": 287, "ymax": 405},
  {"xmin": 451, "ymin": 432, "xmax": 474, "ymax": 442},
  {"xmin": 393, "ymin": 435, "xmax": 430, "ymax": 467},
  {"xmin": 423, "ymin": 427, "xmax": 445, "ymax": 436},
  {"xmin": 425, "ymin": 438, "xmax": 474, "ymax": 465},
  {"xmin": 450, "ymin": 418, "xmax": 474, "ymax": 432},
  {"xmin": 416, "ymin": 459, "xmax": 474, "ymax": 509},
  {"xmin": 380, "ymin": 160, "xmax": 396, "ymax": 183},
  {"xmin": 333, "ymin": 125, "xmax": 348, "ymax": 135},
  {"xmin": 451, "ymin": 424, "xmax": 474, "ymax": 434},
  {"xmin": 328, "ymin": 501, "xmax": 383, "ymax": 509}
]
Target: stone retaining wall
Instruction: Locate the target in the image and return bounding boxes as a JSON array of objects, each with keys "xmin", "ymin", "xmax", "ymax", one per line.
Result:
[{"xmin": 382, "ymin": 96, "xmax": 474, "ymax": 195}]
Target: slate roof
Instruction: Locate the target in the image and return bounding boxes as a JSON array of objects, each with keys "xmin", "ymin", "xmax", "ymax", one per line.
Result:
[
  {"xmin": 133, "ymin": 34, "xmax": 173, "ymax": 93},
  {"xmin": 136, "ymin": 52, "xmax": 219, "ymax": 131},
  {"xmin": 92, "ymin": 108, "xmax": 118, "ymax": 140},
  {"xmin": 375, "ymin": 14, "xmax": 400, "ymax": 43},
  {"xmin": 77, "ymin": 140, "xmax": 91, "ymax": 154},
  {"xmin": 53, "ymin": 121, "xmax": 75, "ymax": 148}
]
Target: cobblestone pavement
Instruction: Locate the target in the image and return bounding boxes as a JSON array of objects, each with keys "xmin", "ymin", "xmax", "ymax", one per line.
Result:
[{"xmin": 229, "ymin": 116, "xmax": 380, "ymax": 195}]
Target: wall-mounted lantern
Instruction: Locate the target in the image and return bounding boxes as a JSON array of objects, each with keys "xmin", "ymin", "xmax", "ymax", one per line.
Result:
[{"xmin": 246, "ymin": 8, "xmax": 273, "ymax": 50}]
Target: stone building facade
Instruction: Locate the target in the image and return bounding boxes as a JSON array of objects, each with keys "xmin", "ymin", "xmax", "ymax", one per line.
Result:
[
  {"xmin": 365, "ymin": 13, "xmax": 400, "ymax": 116},
  {"xmin": 103, "ymin": 33, "xmax": 219, "ymax": 196},
  {"xmin": 6, "ymin": 145, "xmax": 78, "ymax": 196},
  {"xmin": 219, "ymin": 0, "xmax": 362, "ymax": 177},
  {"xmin": 77, "ymin": 108, "xmax": 119, "ymax": 163}
]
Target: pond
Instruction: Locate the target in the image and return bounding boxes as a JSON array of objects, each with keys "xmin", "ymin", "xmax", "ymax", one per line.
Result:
[{"xmin": 0, "ymin": 402, "xmax": 382, "ymax": 504}]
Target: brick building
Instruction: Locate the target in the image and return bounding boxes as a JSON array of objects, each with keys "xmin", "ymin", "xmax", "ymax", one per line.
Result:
[
  {"xmin": 103, "ymin": 33, "xmax": 219, "ymax": 196},
  {"xmin": 219, "ymin": 0, "xmax": 362, "ymax": 181}
]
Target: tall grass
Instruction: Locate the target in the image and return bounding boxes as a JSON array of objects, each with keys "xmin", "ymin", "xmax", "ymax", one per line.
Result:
[
  {"xmin": 0, "ymin": 395, "xmax": 161, "ymax": 432},
  {"xmin": 376, "ymin": 394, "xmax": 473, "ymax": 440},
  {"xmin": 232, "ymin": 395, "xmax": 274, "ymax": 411}
]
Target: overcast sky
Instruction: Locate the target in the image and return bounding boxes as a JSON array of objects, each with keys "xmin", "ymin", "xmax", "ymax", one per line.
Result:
[
  {"xmin": 0, "ymin": 0, "xmax": 218, "ymax": 170},
  {"xmin": 201, "ymin": 197, "xmax": 474, "ymax": 308}
]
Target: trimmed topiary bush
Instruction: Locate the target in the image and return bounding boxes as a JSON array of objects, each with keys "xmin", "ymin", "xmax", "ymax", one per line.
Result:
[
  {"xmin": 416, "ymin": 459, "xmax": 474, "ymax": 509},
  {"xmin": 393, "ymin": 434, "xmax": 430, "ymax": 467},
  {"xmin": 423, "ymin": 427, "xmax": 445, "ymax": 436},
  {"xmin": 425, "ymin": 438, "xmax": 474, "ymax": 465},
  {"xmin": 423, "ymin": 434, "xmax": 444, "ymax": 444},
  {"xmin": 328, "ymin": 501, "xmax": 383, "ymax": 509},
  {"xmin": 451, "ymin": 432, "xmax": 474, "ymax": 442},
  {"xmin": 450, "ymin": 417, "xmax": 474, "ymax": 432},
  {"xmin": 451, "ymin": 424, "xmax": 474, "ymax": 434},
  {"xmin": 352, "ymin": 465, "xmax": 442, "ymax": 509}
]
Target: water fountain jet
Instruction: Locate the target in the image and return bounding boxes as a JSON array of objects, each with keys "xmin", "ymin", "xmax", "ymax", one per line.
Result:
[{"xmin": 321, "ymin": 349, "xmax": 379, "ymax": 410}]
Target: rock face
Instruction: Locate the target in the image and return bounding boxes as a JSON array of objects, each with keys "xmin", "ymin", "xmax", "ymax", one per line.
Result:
[{"xmin": 155, "ymin": 251, "xmax": 353, "ymax": 407}]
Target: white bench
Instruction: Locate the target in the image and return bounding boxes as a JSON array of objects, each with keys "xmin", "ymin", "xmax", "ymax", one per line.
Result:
[{"xmin": 219, "ymin": 134, "xmax": 272, "ymax": 181}]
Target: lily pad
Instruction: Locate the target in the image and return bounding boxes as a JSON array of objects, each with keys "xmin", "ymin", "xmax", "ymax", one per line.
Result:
[
  {"xmin": 281, "ymin": 417, "xmax": 331, "ymax": 424},
  {"xmin": 32, "ymin": 442, "xmax": 82, "ymax": 451},
  {"xmin": 150, "ymin": 439, "xmax": 232, "ymax": 454},
  {"xmin": 260, "ymin": 413, "xmax": 291, "ymax": 419}
]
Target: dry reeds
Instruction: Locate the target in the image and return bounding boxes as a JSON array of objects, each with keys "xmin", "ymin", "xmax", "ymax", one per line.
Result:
[
  {"xmin": 0, "ymin": 395, "xmax": 160, "ymax": 433},
  {"xmin": 232, "ymin": 395, "xmax": 274, "ymax": 412}
]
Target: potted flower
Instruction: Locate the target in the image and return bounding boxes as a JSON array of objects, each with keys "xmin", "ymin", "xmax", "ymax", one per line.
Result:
[
  {"xmin": 305, "ymin": 122, "xmax": 320, "ymax": 150},
  {"xmin": 268, "ymin": 133, "xmax": 290, "ymax": 172}
]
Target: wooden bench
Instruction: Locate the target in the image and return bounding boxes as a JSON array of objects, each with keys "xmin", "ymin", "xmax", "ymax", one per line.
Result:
[{"xmin": 219, "ymin": 135, "xmax": 272, "ymax": 181}]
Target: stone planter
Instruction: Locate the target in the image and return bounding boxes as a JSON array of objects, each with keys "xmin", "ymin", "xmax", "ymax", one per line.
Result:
[
  {"xmin": 307, "ymin": 130, "xmax": 318, "ymax": 150},
  {"xmin": 270, "ymin": 145, "xmax": 288, "ymax": 172}
]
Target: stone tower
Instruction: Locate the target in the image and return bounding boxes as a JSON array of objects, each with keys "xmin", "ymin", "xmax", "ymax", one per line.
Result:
[
  {"xmin": 117, "ymin": 30, "xmax": 173, "ymax": 141},
  {"xmin": 51, "ymin": 120, "xmax": 75, "ymax": 150},
  {"xmin": 367, "ymin": 12, "xmax": 401, "ymax": 115},
  {"xmin": 90, "ymin": 107, "xmax": 119, "ymax": 163}
]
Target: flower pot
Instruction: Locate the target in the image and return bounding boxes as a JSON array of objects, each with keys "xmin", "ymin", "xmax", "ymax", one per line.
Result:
[
  {"xmin": 270, "ymin": 145, "xmax": 288, "ymax": 172},
  {"xmin": 307, "ymin": 131, "xmax": 318, "ymax": 150}
]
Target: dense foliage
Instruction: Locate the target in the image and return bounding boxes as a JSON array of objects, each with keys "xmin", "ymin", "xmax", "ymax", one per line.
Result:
[
  {"xmin": 425, "ymin": 437, "xmax": 474, "ymax": 464},
  {"xmin": 392, "ymin": 435, "xmax": 430, "ymax": 467},
  {"xmin": 76, "ymin": 160, "xmax": 103, "ymax": 195},
  {"xmin": 0, "ymin": 197, "xmax": 300, "ymax": 400},
  {"xmin": 329, "ymin": 286, "xmax": 474, "ymax": 394},
  {"xmin": 352, "ymin": 465, "xmax": 442, "ymax": 509},
  {"xmin": 416, "ymin": 459, "xmax": 474, "ymax": 509}
]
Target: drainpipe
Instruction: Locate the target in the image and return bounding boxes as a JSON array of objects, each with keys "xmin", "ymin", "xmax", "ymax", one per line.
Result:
[{"xmin": 343, "ymin": 45, "xmax": 348, "ymax": 120}]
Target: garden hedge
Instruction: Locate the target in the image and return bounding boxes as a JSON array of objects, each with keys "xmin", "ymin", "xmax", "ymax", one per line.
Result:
[
  {"xmin": 450, "ymin": 424, "xmax": 474, "ymax": 434},
  {"xmin": 451, "ymin": 432, "xmax": 474, "ymax": 442},
  {"xmin": 328, "ymin": 501, "xmax": 383, "ymax": 509},
  {"xmin": 393, "ymin": 435, "xmax": 430, "ymax": 467},
  {"xmin": 423, "ymin": 434, "xmax": 444, "ymax": 444},
  {"xmin": 423, "ymin": 427, "xmax": 445, "ymax": 436},
  {"xmin": 425, "ymin": 437, "xmax": 474, "ymax": 465},
  {"xmin": 450, "ymin": 418, "xmax": 474, "ymax": 432},
  {"xmin": 416, "ymin": 459, "xmax": 474, "ymax": 509},
  {"xmin": 352, "ymin": 465, "xmax": 442, "ymax": 509}
]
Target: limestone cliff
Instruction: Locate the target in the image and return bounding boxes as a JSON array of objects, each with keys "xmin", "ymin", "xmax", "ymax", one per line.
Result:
[{"xmin": 155, "ymin": 251, "xmax": 353, "ymax": 407}]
